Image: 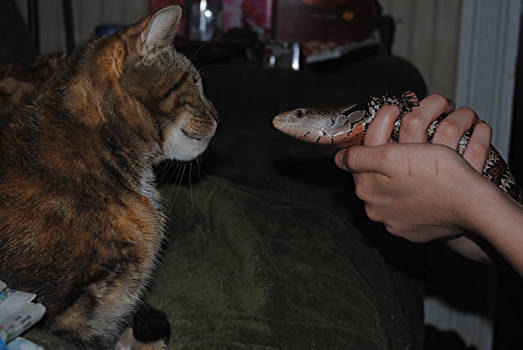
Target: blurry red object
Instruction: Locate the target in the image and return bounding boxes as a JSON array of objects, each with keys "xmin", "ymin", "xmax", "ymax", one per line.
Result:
[
  {"xmin": 223, "ymin": 0, "xmax": 273, "ymax": 35},
  {"xmin": 242, "ymin": 0, "xmax": 272, "ymax": 34},
  {"xmin": 150, "ymin": 0, "xmax": 185, "ymax": 12}
]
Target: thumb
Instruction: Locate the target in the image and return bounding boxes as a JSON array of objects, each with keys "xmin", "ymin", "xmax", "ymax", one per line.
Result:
[{"xmin": 335, "ymin": 146, "xmax": 387, "ymax": 173}]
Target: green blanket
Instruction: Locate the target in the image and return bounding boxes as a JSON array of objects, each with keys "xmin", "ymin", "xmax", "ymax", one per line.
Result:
[{"xmin": 25, "ymin": 175, "xmax": 415, "ymax": 349}]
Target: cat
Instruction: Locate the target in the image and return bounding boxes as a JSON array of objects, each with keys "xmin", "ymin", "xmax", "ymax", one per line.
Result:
[{"xmin": 0, "ymin": 5, "xmax": 218, "ymax": 349}]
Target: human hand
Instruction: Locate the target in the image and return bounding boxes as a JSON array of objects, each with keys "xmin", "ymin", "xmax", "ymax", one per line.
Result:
[{"xmin": 335, "ymin": 94, "xmax": 493, "ymax": 244}]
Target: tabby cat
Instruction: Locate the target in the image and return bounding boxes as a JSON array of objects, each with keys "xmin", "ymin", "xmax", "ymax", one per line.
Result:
[{"xmin": 0, "ymin": 6, "xmax": 218, "ymax": 349}]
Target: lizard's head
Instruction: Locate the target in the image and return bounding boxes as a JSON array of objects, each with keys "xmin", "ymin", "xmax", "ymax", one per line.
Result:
[{"xmin": 272, "ymin": 103, "xmax": 366, "ymax": 145}]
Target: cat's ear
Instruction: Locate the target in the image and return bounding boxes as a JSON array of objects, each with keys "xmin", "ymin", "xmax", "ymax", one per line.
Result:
[{"xmin": 137, "ymin": 5, "xmax": 182, "ymax": 55}]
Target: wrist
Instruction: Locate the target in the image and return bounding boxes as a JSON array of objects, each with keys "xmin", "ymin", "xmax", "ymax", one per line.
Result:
[
  {"xmin": 470, "ymin": 180, "xmax": 520, "ymax": 235},
  {"xmin": 442, "ymin": 166, "xmax": 493, "ymax": 233},
  {"xmin": 463, "ymin": 178, "xmax": 523, "ymax": 274}
]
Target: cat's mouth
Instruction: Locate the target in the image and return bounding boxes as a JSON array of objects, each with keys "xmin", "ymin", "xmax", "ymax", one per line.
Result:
[
  {"xmin": 161, "ymin": 119, "xmax": 217, "ymax": 161},
  {"xmin": 181, "ymin": 128, "xmax": 201, "ymax": 141}
]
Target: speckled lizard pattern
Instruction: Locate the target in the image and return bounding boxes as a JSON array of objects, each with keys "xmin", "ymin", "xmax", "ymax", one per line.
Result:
[{"xmin": 272, "ymin": 91, "xmax": 522, "ymax": 203}]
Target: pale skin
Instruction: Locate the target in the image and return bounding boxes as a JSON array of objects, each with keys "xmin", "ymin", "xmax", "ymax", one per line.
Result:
[{"xmin": 334, "ymin": 94, "xmax": 523, "ymax": 276}]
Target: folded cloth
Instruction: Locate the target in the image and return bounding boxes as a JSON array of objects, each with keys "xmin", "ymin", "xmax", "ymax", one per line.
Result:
[
  {"xmin": 24, "ymin": 175, "xmax": 416, "ymax": 349},
  {"xmin": 150, "ymin": 175, "xmax": 413, "ymax": 349}
]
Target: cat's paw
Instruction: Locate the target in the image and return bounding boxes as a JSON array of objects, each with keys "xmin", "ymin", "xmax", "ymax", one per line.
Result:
[
  {"xmin": 115, "ymin": 327, "xmax": 168, "ymax": 350},
  {"xmin": 115, "ymin": 304, "xmax": 171, "ymax": 350},
  {"xmin": 115, "ymin": 327, "xmax": 134, "ymax": 350},
  {"xmin": 132, "ymin": 304, "xmax": 171, "ymax": 344}
]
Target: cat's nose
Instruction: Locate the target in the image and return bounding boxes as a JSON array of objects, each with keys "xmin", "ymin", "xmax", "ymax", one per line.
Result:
[{"xmin": 181, "ymin": 117, "xmax": 217, "ymax": 141}]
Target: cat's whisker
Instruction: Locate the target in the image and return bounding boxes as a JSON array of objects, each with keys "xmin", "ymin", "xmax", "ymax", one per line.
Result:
[
  {"xmin": 195, "ymin": 56, "xmax": 228, "ymax": 73},
  {"xmin": 188, "ymin": 162, "xmax": 194, "ymax": 205},
  {"xmin": 196, "ymin": 156, "xmax": 202, "ymax": 180},
  {"xmin": 165, "ymin": 162, "xmax": 183, "ymax": 216},
  {"xmin": 189, "ymin": 40, "xmax": 213, "ymax": 62},
  {"xmin": 195, "ymin": 53, "xmax": 222, "ymax": 65},
  {"xmin": 162, "ymin": 161, "xmax": 180, "ymax": 197},
  {"xmin": 171, "ymin": 162, "xmax": 187, "ymax": 206},
  {"xmin": 168, "ymin": 162, "xmax": 181, "ymax": 184},
  {"xmin": 164, "ymin": 161, "xmax": 178, "ymax": 184}
]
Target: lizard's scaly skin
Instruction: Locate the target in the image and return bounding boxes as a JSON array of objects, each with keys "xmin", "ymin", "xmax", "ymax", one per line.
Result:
[{"xmin": 272, "ymin": 91, "xmax": 522, "ymax": 203}]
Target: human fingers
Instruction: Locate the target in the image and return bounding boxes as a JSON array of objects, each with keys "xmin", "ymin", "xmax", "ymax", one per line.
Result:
[
  {"xmin": 463, "ymin": 121, "xmax": 492, "ymax": 173},
  {"xmin": 432, "ymin": 107, "xmax": 478, "ymax": 150},
  {"xmin": 399, "ymin": 94, "xmax": 455, "ymax": 143},
  {"xmin": 335, "ymin": 145, "xmax": 398, "ymax": 174},
  {"xmin": 335, "ymin": 148, "xmax": 352, "ymax": 172},
  {"xmin": 364, "ymin": 105, "xmax": 401, "ymax": 146}
]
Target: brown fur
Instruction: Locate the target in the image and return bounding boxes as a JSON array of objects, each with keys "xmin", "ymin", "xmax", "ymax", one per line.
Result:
[
  {"xmin": 0, "ymin": 51, "xmax": 67, "ymax": 114},
  {"xmin": 0, "ymin": 6, "xmax": 217, "ymax": 349}
]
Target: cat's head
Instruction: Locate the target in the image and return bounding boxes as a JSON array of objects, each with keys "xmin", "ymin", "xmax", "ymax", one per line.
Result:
[{"xmin": 66, "ymin": 6, "xmax": 218, "ymax": 162}]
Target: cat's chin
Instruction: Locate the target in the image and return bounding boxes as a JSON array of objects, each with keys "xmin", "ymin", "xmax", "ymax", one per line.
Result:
[{"xmin": 161, "ymin": 124, "xmax": 213, "ymax": 161}]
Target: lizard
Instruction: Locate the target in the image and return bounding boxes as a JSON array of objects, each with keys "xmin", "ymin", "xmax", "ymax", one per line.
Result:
[{"xmin": 272, "ymin": 91, "xmax": 522, "ymax": 203}]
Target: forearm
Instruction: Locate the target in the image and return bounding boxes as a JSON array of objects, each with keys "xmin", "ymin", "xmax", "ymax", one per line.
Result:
[{"xmin": 466, "ymin": 177, "xmax": 523, "ymax": 275}]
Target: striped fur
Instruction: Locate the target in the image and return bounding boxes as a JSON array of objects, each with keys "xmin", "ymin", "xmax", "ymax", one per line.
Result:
[{"xmin": 0, "ymin": 6, "xmax": 217, "ymax": 349}]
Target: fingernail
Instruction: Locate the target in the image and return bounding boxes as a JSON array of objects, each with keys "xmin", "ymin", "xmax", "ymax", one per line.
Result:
[{"xmin": 335, "ymin": 149, "xmax": 349, "ymax": 171}]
